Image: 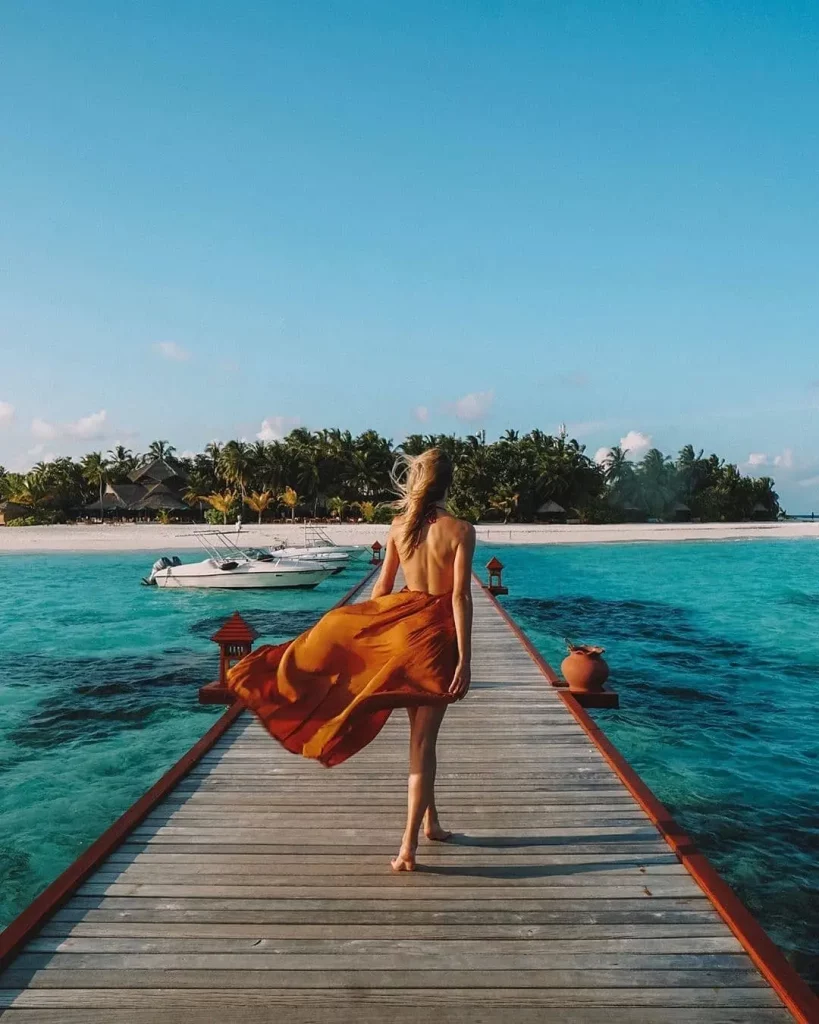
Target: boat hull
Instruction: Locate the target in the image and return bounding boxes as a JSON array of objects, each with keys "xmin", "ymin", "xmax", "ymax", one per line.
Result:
[
  {"xmin": 153, "ymin": 565, "xmax": 332, "ymax": 590},
  {"xmin": 267, "ymin": 546, "xmax": 350, "ymax": 567}
]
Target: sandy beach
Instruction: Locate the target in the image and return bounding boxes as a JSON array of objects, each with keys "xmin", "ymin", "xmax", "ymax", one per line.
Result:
[{"xmin": 0, "ymin": 520, "xmax": 816, "ymax": 553}]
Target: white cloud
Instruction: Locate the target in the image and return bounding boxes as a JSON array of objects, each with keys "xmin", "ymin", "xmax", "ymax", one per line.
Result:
[
  {"xmin": 412, "ymin": 405, "xmax": 429, "ymax": 423},
  {"xmin": 31, "ymin": 418, "xmax": 58, "ymax": 441},
  {"xmin": 798, "ymin": 475, "xmax": 819, "ymax": 488},
  {"xmin": 72, "ymin": 410, "xmax": 108, "ymax": 438},
  {"xmin": 620, "ymin": 430, "xmax": 652, "ymax": 458},
  {"xmin": 746, "ymin": 449, "xmax": 794, "ymax": 471},
  {"xmin": 153, "ymin": 341, "xmax": 191, "ymax": 362},
  {"xmin": 31, "ymin": 409, "xmax": 108, "ymax": 442},
  {"xmin": 450, "ymin": 390, "xmax": 494, "ymax": 423},
  {"xmin": 256, "ymin": 416, "xmax": 300, "ymax": 442},
  {"xmin": 0, "ymin": 400, "xmax": 14, "ymax": 426},
  {"xmin": 594, "ymin": 447, "xmax": 612, "ymax": 466}
]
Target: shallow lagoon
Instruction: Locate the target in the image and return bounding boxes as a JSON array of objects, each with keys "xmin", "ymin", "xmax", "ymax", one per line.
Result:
[
  {"xmin": 495, "ymin": 539, "xmax": 819, "ymax": 987},
  {"xmin": 0, "ymin": 540, "xmax": 816, "ymax": 986}
]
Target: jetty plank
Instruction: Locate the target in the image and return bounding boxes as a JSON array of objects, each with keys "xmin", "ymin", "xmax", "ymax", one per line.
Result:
[{"xmin": 1, "ymin": 570, "xmax": 813, "ymax": 1021}]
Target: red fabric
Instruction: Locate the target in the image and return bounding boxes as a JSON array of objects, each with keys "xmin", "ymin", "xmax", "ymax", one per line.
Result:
[{"xmin": 226, "ymin": 589, "xmax": 458, "ymax": 766}]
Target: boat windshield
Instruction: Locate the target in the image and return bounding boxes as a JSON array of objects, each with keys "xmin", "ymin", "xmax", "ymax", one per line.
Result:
[{"xmin": 192, "ymin": 530, "xmax": 251, "ymax": 564}]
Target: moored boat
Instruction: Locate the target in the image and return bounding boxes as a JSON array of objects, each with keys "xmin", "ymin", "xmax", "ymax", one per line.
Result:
[{"xmin": 144, "ymin": 531, "xmax": 334, "ymax": 590}]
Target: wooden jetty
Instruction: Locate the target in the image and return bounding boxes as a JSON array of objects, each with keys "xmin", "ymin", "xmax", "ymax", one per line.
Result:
[{"xmin": 1, "ymin": 567, "xmax": 817, "ymax": 1023}]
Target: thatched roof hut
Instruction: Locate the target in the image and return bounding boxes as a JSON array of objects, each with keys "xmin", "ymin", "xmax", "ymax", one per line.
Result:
[
  {"xmin": 85, "ymin": 483, "xmax": 146, "ymax": 512},
  {"xmin": 85, "ymin": 479, "xmax": 190, "ymax": 515},
  {"xmin": 0, "ymin": 500, "xmax": 32, "ymax": 525},
  {"xmin": 132, "ymin": 483, "xmax": 189, "ymax": 511},
  {"xmin": 536, "ymin": 500, "xmax": 567, "ymax": 522},
  {"xmin": 671, "ymin": 502, "xmax": 692, "ymax": 522},
  {"xmin": 130, "ymin": 458, "xmax": 189, "ymax": 488}
]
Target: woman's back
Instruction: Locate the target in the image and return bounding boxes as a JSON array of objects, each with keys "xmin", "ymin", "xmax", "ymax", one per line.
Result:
[{"xmin": 395, "ymin": 510, "xmax": 473, "ymax": 596}]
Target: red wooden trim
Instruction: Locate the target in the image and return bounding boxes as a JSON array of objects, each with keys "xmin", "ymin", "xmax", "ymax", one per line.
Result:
[
  {"xmin": 478, "ymin": 578, "xmax": 819, "ymax": 1023},
  {"xmin": 0, "ymin": 701, "xmax": 243, "ymax": 971},
  {"xmin": 0, "ymin": 564, "xmax": 379, "ymax": 973},
  {"xmin": 472, "ymin": 574, "xmax": 563, "ymax": 685}
]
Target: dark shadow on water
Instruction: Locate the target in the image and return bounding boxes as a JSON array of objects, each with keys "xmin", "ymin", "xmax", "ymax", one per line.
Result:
[
  {"xmin": 189, "ymin": 608, "xmax": 318, "ymax": 639},
  {"xmin": 5, "ymin": 649, "xmax": 219, "ymax": 750}
]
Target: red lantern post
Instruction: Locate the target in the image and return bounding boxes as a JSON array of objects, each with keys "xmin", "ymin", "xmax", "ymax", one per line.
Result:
[
  {"xmin": 486, "ymin": 556, "xmax": 508, "ymax": 595},
  {"xmin": 199, "ymin": 612, "xmax": 258, "ymax": 704},
  {"xmin": 370, "ymin": 540, "xmax": 383, "ymax": 565}
]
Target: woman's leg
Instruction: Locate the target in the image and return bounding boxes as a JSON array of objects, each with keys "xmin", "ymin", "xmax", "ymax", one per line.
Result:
[
  {"xmin": 392, "ymin": 705, "xmax": 448, "ymax": 871},
  {"xmin": 405, "ymin": 708, "xmax": 451, "ymax": 841}
]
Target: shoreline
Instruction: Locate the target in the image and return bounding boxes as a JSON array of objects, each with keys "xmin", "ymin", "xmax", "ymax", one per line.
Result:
[{"xmin": 0, "ymin": 520, "xmax": 817, "ymax": 553}]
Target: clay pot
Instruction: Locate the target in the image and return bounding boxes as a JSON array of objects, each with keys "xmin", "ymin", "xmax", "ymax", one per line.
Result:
[{"xmin": 561, "ymin": 644, "xmax": 610, "ymax": 693}]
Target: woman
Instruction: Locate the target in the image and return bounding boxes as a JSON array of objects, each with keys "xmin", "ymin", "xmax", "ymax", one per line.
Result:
[{"xmin": 227, "ymin": 448, "xmax": 475, "ymax": 872}]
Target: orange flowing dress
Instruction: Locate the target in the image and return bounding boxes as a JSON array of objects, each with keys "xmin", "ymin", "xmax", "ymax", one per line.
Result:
[{"xmin": 226, "ymin": 588, "xmax": 459, "ymax": 767}]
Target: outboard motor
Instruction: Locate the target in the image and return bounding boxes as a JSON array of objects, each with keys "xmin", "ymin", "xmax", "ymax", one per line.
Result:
[{"xmin": 142, "ymin": 555, "xmax": 174, "ymax": 586}]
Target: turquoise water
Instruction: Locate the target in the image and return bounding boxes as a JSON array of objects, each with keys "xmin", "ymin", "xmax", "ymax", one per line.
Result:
[
  {"xmin": 493, "ymin": 539, "xmax": 819, "ymax": 988},
  {"xmin": 0, "ymin": 541, "xmax": 817, "ymax": 988},
  {"xmin": 0, "ymin": 551, "xmax": 370, "ymax": 931}
]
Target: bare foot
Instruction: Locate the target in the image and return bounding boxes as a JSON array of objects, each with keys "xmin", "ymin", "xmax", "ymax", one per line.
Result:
[
  {"xmin": 390, "ymin": 846, "xmax": 416, "ymax": 872},
  {"xmin": 424, "ymin": 821, "xmax": 453, "ymax": 842}
]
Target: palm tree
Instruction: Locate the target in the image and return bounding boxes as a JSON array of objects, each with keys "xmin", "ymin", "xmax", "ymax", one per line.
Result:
[
  {"xmin": 488, "ymin": 485, "xmax": 519, "ymax": 523},
  {"xmin": 205, "ymin": 490, "xmax": 237, "ymax": 525},
  {"xmin": 1, "ymin": 471, "xmax": 26, "ymax": 500},
  {"xmin": 601, "ymin": 446, "xmax": 629, "ymax": 485},
  {"xmin": 183, "ymin": 483, "xmax": 209, "ymax": 520},
  {"xmin": 147, "ymin": 440, "xmax": 176, "ymax": 463},
  {"xmin": 219, "ymin": 441, "xmax": 252, "ymax": 502},
  {"xmin": 4, "ymin": 426, "xmax": 782, "ymax": 527},
  {"xmin": 245, "ymin": 490, "xmax": 273, "ymax": 524},
  {"xmin": 399, "ymin": 434, "xmax": 429, "ymax": 456},
  {"xmin": 107, "ymin": 445, "xmax": 138, "ymax": 481},
  {"xmin": 357, "ymin": 500, "xmax": 377, "ymax": 523},
  {"xmin": 327, "ymin": 495, "xmax": 347, "ymax": 523},
  {"xmin": 280, "ymin": 486, "xmax": 300, "ymax": 521},
  {"xmin": 204, "ymin": 441, "xmax": 223, "ymax": 477},
  {"xmin": 638, "ymin": 448, "xmax": 674, "ymax": 517},
  {"xmin": 81, "ymin": 452, "xmax": 109, "ymax": 517},
  {"xmin": 6, "ymin": 471, "xmax": 51, "ymax": 509}
]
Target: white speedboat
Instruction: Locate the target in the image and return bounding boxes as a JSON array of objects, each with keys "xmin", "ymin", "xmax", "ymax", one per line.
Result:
[
  {"xmin": 297, "ymin": 524, "xmax": 368, "ymax": 561},
  {"xmin": 144, "ymin": 531, "xmax": 334, "ymax": 590},
  {"xmin": 263, "ymin": 537, "xmax": 350, "ymax": 571}
]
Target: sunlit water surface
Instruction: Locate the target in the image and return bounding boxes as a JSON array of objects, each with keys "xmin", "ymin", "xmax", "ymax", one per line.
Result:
[
  {"xmin": 0, "ymin": 540, "xmax": 816, "ymax": 987},
  {"xmin": 0, "ymin": 551, "xmax": 370, "ymax": 930},
  {"xmin": 494, "ymin": 539, "xmax": 818, "ymax": 987}
]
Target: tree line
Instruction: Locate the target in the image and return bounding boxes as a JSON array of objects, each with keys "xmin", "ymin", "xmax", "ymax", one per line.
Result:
[{"xmin": 0, "ymin": 428, "xmax": 780, "ymax": 524}]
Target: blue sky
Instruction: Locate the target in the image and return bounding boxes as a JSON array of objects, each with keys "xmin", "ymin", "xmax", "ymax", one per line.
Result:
[{"xmin": 1, "ymin": 1, "xmax": 817, "ymax": 508}]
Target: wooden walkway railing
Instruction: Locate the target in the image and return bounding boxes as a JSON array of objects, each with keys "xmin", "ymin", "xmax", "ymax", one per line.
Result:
[{"xmin": 1, "ymin": 568, "xmax": 816, "ymax": 1022}]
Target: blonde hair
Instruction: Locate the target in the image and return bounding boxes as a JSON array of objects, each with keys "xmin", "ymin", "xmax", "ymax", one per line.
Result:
[{"xmin": 390, "ymin": 448, "xmax": 453, "ymax": 555}]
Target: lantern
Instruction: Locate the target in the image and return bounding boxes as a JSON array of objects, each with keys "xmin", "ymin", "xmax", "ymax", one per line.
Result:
[
  {"xmin": 486, "ymin": 556, "xmax": 508, "ymax": 595},
  {"xmin": 370, "ymin": 540, "xmax": 383, "ymax": 565},
  {"xmin": 211, "ymin": 612, "xmax": 258, "ymax": 687}
]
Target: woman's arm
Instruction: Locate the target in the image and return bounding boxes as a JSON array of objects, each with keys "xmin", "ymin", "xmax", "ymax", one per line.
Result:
[
  {"xmin": 370, "ymin": 529, "xmax": 399, "ymax": 599},
  {"xmin": 448, "ymin": 523, "xmax": 476, "ymax": 699}
]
